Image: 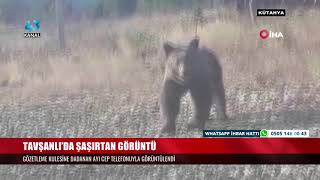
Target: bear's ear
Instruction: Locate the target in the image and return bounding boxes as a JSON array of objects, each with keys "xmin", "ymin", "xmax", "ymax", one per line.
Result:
[
  {"xmin": 188, "ymin": 37, "xmax": 199, "ymax": 50},
  {"xmin": 163, "ymin": 42, "xmax": 175, "ymax": 58}
]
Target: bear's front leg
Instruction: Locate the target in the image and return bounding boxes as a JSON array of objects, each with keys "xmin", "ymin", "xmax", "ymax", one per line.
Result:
[
  {"xmin": 160, "ymin": 79, "xmax": 186, "ymax": 135},
  {"xmin": 188, "ymin": 87, "xmax": 212, "ymax": 130}
]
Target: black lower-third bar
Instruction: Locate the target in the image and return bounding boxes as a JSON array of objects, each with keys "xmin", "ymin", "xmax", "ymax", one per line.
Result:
[{"xmin": 1, "ymin": 154, "xmax": 320, "ymax": 164}]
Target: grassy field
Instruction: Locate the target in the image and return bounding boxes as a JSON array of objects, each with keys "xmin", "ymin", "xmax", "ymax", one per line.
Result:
[{"xmin": 0, "ymin": 7, "xmax": 320, "ymax": 180}]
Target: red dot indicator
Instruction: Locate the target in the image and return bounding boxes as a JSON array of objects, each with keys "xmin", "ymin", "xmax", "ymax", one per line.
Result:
[{"xmin": 259, "ymin": 29, "xmax": 269, "ymax": 39}]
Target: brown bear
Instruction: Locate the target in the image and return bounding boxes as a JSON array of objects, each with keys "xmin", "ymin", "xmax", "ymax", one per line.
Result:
[{"xmin": 160, "ymin": 37, "xmax": 227, "ymax": 134}]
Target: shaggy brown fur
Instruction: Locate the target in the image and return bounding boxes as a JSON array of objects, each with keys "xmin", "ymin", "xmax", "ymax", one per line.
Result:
[{"xmin": 160, "ymin": 37, "xmax": 227, "ymax": 134}]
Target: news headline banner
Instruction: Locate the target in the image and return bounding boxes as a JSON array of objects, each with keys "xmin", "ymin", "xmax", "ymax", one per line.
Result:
[
  {"xmin": 0, "ymin": 138, "xmax": 319, "ymax": 164},
  {"xmin": 203, "ymin": 130, "xmax": 310, "ymax": 138}
]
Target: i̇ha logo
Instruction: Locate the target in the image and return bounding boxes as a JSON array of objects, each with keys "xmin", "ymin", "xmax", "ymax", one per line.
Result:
[{"xmin": 259, "ymin": 29, "xmax": 283, "ymax": 40}]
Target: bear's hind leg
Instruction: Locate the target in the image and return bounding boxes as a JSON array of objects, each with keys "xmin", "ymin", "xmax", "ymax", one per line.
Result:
[{"xmin": 213, "ymin": 79, "xmax": 228, "ymax": 120}]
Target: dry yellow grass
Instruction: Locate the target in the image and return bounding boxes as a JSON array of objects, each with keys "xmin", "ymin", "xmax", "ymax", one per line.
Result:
[{"xmin": 0, "ymin": 8, "xmax": 319, "ymax": 102}]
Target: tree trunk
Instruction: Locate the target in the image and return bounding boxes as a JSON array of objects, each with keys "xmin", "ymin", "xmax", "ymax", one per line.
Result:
[
  {"xmin": 249, "ymin": 0, "xmax": 255, "ymax": 25},
  {"xmin": 56, "ymin": 0, "xmax": 65, "ymax": 51}
]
